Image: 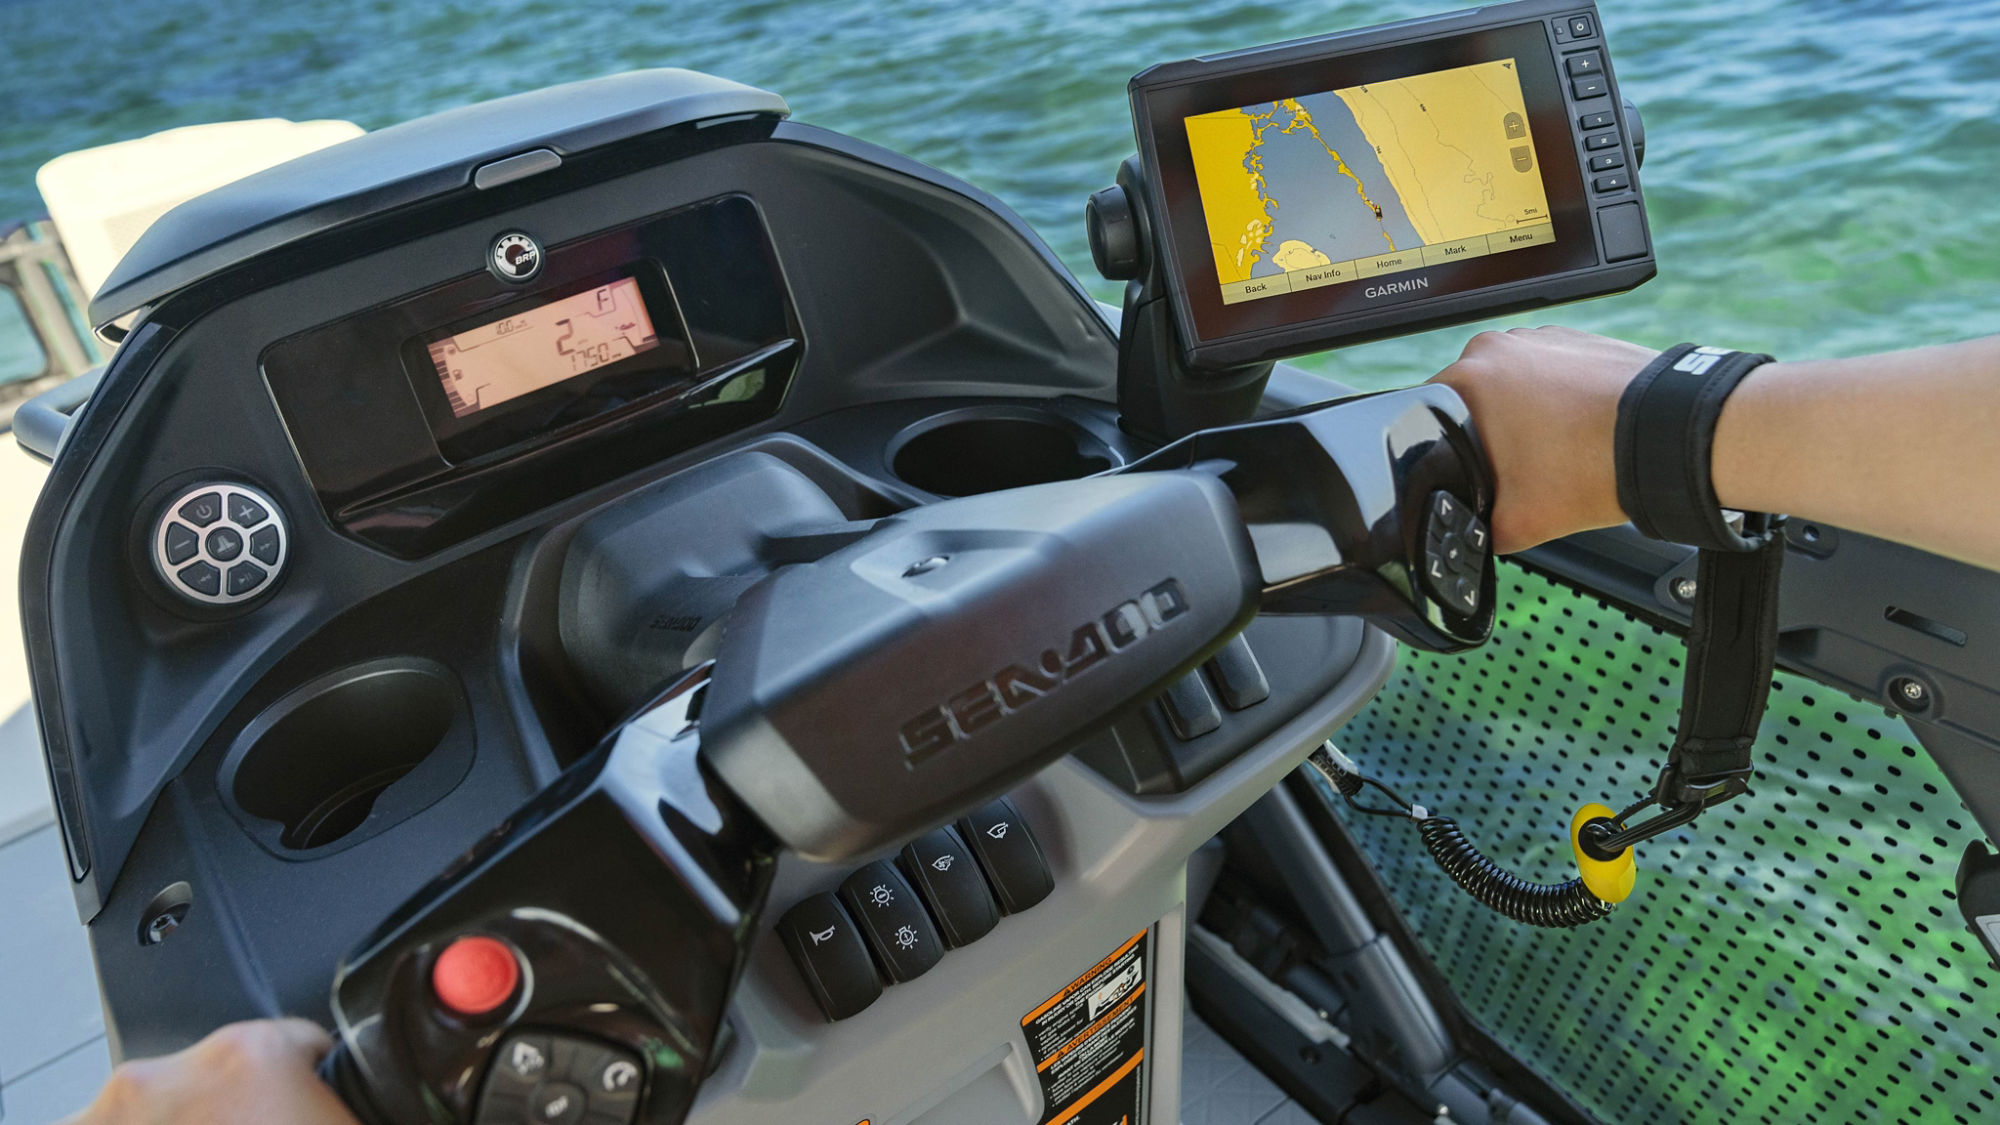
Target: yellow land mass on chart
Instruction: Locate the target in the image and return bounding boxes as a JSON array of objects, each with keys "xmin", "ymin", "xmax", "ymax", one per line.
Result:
[
  {"xmin": 1272, "ymin": 98, "xmax": 1397, "ymax": 252},
  {"xmin": 1334, "ymin": 58, "xmax": 1552, "ymax": 246},
  {"xmin": 1184, "ymin": 109, "xmax": 1273, "ymax": 283}
]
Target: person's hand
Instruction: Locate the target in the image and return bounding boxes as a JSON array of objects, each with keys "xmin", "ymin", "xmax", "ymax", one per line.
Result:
[
  {"xmin": 1428, "ymin": 326, "xmax": 1656, "ymax": 553},
  {"xmin": 63, "ymin": 1018, "xmax": 361, "ymax": 1125}
]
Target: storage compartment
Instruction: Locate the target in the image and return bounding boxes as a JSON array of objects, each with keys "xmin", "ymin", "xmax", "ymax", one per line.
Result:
[
  {"xmin": 222, "ymin": 659, "xmax": 474, "ymax": 854},
  {"xmin": 888, "ymin": 406, "xmax": 1118, "ymax": 497}
]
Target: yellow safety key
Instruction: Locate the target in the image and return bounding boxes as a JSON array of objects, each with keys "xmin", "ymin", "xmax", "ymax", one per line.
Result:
[{"xmin": 1570, "ymin": 803, "xmax": 1636, "ymax": 903}]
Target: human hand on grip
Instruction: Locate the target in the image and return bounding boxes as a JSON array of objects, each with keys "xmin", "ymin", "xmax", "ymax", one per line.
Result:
[
  {"xmin": 1429, "ymin": 325, "xmax": 2000, "ymax": 570},
  {"xmin": 1428, "ymin": 326, "xmax": 1656, "ymax": 554},
  {"xmin": 62, "ymin": 1018, "xmax": 362, "ymax": 1125}
]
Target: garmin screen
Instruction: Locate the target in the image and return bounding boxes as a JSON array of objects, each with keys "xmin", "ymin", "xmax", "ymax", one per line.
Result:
[
  {"xmin": 425, "ymin": 275, "xmax": 662, "ymax": 418},
  {"xmin": 1184, "ymin": 58, "xmax": 1553, "ymax": 306}
]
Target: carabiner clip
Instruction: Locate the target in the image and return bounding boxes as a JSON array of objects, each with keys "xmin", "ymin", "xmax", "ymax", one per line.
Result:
[{"xmin": 1577, "ymin": 769, "xmax": 1750, "ymax": 862}]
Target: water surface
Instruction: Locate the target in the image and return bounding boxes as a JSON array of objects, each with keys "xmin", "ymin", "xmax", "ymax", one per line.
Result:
[{"xmin": 3, "ymin": 0, "xmax": 1996, "ymax": 385}]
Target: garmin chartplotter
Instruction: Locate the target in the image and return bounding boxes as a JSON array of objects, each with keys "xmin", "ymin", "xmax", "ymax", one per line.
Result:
[{"xmin": 1090, "ymin": 0, "xmax": 1653, "ymax": 409}]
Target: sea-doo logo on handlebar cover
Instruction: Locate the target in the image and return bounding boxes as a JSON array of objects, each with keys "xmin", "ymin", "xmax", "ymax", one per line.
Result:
[{"xmin": 899, "ymin": 579, "xmax": 1191, "ymax": 764}]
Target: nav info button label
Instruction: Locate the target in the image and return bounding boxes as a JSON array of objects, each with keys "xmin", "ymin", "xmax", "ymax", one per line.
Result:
[{"xmin": 1289, "ymin": 260, "xmax": 1356, "ymax": 292}]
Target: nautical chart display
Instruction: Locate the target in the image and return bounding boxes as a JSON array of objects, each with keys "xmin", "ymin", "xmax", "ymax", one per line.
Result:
[{"xmin": 1184, "ymin": 58, "xmax": 1555, "ymax": 305}]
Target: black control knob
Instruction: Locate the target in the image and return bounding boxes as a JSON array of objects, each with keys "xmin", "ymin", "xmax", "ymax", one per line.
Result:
[
  {"xmin": 1085, "ymin": 183, "xmax": 1145, "ymax": 281},
  {"xmin": 1622, "ymin": 97, "xmax": 1645, "ymax": 168}
]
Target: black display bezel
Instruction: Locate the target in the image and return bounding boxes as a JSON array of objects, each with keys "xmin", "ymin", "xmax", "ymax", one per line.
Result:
[
  {"xmin": 400, "ymin": 264, "xmax": 697, "ymax": 464},
  {"xmin": 1136, "ymin": 19, "xmax": 1597, "ymax": 358},
  {"xmin": 263, "ymin": 192, "xmax": 803, "ymax": 557}
]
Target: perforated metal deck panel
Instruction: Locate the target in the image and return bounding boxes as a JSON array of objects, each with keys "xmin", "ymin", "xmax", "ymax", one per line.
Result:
[{"xmin": 1331, "ymin": 562, "xmax": 1995, "ymax": 1125}]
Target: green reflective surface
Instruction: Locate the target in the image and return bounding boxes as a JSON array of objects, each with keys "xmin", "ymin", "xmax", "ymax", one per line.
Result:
[{"xmin": 1337, "ymin": 562, "xmax": 1994, "ymax": 1124}]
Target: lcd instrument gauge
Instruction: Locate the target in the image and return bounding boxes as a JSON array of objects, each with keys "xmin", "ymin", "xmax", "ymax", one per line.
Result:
[{"xmin": 425, "ymin": 276, "xmax": 662, "ymax": 417}]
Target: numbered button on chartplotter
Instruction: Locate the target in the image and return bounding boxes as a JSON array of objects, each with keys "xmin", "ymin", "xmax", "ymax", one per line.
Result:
[
  {"xmin": 899, "ymin": 826, "xmax": 999, "ymax": 948},
  {"xmin": 838, "ymin": 861, "xmax": 944, "ymax": 983}
]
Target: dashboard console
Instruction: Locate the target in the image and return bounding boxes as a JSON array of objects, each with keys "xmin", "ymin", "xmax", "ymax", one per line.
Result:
[{"xmin": 19, "ymin": 7, "xmax": 1647, "ymax": 1125}]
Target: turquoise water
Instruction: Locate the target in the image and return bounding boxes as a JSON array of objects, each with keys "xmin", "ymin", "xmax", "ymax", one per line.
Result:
[{"xmin": 3, "ymin": 0, "xmax": 1999, "ymax": 387}]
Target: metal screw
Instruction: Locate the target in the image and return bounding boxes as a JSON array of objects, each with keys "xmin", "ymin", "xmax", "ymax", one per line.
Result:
[
  {"xmin": 1671, "ymin": 577, "xmax": 1697, "ymax": 603},
  {"xmin": 1897, "ymin": 678, "xmax": 1928, "ymax": 705},
  {"xmin": 903, "ymin": 555, "xmax": 949, "ymax": 577}
]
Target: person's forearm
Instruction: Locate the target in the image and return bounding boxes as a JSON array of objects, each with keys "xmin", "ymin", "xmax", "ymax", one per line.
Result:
[{"xmin": 1712, "ymin": 336, "xmax": 2000, "ymax": 568}]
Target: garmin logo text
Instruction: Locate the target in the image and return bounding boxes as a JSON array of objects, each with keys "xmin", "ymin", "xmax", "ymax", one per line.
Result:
[
  {"xmin": 898, "ymin": 578, "xmax": 1191, "ymax": 763},
  {"xmin": 1365, "ymin": 278, "xmax": 1431, "ymax": 299}
]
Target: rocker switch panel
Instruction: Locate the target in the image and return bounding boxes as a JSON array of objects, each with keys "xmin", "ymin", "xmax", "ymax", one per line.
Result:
[
  {"xmin": 777, "ymin": 893, "xmax": 882, "ymax": 1021},
  {"xmin": 839, "ymin": 862, "xmax": 945, "ymax": 983},
  {"xmin": 1204, "ymin": 633, "xmax": 1271, "ymax": 710},
  {"xmin": 899, "ymin": 826, "xmax": 1000, "ymax": 948},
  {"xmin": 957, "ymin": 798, "xmax": 1054, "ymax": 914}
]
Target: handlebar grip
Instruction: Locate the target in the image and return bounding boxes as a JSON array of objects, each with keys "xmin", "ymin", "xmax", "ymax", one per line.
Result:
[{"xmin": 319, "ymin": 1038, "xmax": 393, "ymax": 1125}]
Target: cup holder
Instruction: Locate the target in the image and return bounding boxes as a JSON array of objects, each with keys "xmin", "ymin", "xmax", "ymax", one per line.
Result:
[
  {"xmin": 888, "ymin": 407, "xmax": 1119, "ymax": 498},
  {"xmin": 222, "ymin": 659, "xmax": 473, "ymax": 855}
]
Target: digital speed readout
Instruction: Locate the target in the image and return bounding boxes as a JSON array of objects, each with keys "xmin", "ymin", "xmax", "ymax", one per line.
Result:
[{"xmin": 426, "ymin": 276, "xmax": 661, "ymax": 418}]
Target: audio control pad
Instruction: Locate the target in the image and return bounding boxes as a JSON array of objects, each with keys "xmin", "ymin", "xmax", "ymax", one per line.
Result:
[{"xmin": 152, "ymin": 482, "xmax": 288, "ymax": 607}]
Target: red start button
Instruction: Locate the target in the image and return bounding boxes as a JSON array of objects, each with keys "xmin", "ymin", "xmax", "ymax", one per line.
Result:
[{"xmin": 432, "ymin": 936, "xmax": 520, "ymax": 1016}]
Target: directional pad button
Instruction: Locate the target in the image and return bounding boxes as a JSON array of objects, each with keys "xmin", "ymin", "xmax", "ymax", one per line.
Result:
[{"xmin": 1421, "ymin": 490, "xmax": 1489, "ymax": 617}]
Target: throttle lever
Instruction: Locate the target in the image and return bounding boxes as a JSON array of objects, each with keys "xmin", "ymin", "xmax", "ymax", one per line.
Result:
[
  {"xmin": 323, "ymin": 667, "xmax": 771, "ymax": 1125},
  {"xmin": 1118, "ymin": 383, "xmax": 1497, "ymax": 652},
  {"xmin": 318, "ymin": 1040, "xmax": 391, "ymax": 1125}
]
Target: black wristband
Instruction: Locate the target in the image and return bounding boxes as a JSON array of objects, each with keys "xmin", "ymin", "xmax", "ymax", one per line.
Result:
[{"xmin": 1614, "ymin": 343, "xmax": 1776, "ymax": 552}]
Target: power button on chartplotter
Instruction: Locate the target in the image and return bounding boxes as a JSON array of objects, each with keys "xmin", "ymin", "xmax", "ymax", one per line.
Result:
[{"xmin": 152, "ymin": 482, "xmax": 288, "ymax": 608}]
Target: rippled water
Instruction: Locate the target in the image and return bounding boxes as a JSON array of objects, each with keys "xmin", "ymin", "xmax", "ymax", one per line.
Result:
[{"xmin": 3, "ymin": 0, "xmax": 1998, "ymax": 387}]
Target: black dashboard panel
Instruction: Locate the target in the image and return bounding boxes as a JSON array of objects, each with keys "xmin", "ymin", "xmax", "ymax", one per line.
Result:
[
  {"xmin": 19, "ymin": 65, "xmax": 1394, "ymax": 1091},
  {"xmin": 26, "ymin": 96, "xmax": 1121, "ymax": 933},
  {"xmin": 263, "ymin": 193, "xmax": 800, "ymax": 556}
]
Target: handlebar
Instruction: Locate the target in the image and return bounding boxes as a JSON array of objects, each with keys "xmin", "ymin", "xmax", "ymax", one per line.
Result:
[
  {"xmin": 313, "ymin": 386, "xmax": 1498, "ymax": 1125},
  {"xmin": 319, "ymin": 1040, "xmax": 390, "ymax": 1125}
]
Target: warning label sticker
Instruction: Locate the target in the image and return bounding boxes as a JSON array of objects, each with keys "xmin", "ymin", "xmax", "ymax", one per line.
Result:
[{"xmin": 1023, "ymin": 928, "xmax": 1151, "ymax": 1125}]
